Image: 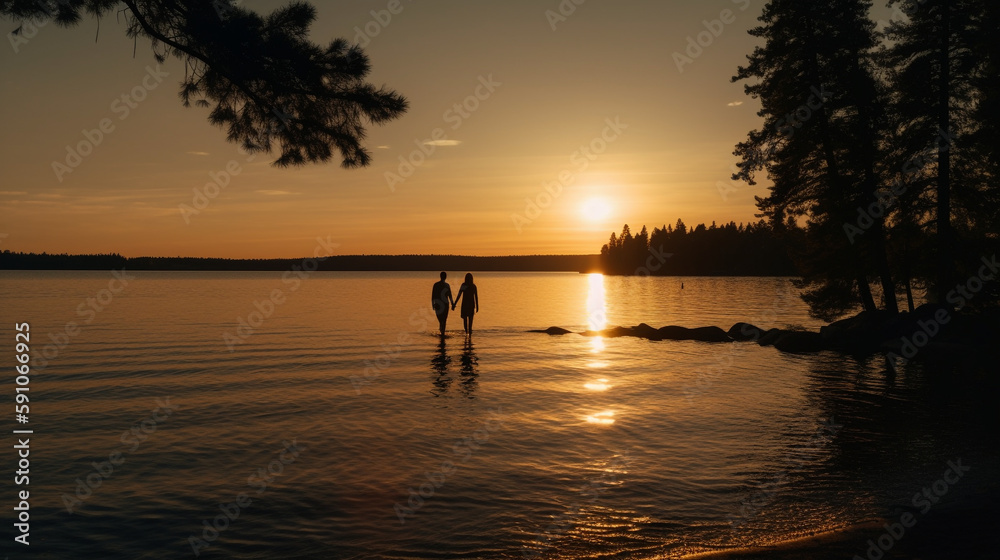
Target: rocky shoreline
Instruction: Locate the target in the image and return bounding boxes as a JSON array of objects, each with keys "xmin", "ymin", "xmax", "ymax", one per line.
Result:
[{"xmin": 530, "ymin": 304, "xmax": 1000, "ymax": 358}]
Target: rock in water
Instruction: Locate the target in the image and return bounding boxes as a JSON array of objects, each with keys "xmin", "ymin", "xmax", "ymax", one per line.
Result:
[
  {"xmin": 602, "ymin": 326, "xmax": 635, "ymax": 338},
  {"xmin": 820, "ymin": 310, "xmax": 895, "ymax": 352},
  {"xmin": 757, "ymin": 328, "xmax": 784, "ymax": 346},
  {"xmin": 772, "ymin": 331, "xmax": 826, "ymax": 353},
  {"xmin": 728, "ymin": 322, "xmax": 764, "ymax": 341},
  {"xmin": 657, "ymin": 325, "xmax": 690, "ymax": 340},
  {"xmin": 657, "ymin": 325, "xmax": 731, "ymax": 342},
  {"xmin": 632, "ymin": 323, "xmax": 662, "ymax": 340},
  {"xmin": 528, "ymin": 326, "xmax": 574, "ymax": 335},
  {"xmin": 689, "ymin": 326, "xmax": 732, "ymax": 342}
]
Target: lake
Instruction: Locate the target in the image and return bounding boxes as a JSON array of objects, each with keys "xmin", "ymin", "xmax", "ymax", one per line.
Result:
[{"xmin": 1, "ymin": 271, "xmax": 996, "ymax": 559}]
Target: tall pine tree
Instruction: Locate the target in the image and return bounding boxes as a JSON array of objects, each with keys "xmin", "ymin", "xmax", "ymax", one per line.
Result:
[
  {"xmin": 881, "ymin": 0, "xmax": 989, "ymax": 301},
  {"xmin": 733, "ymin": 0, "xmax": 897, "ymax": 319}
]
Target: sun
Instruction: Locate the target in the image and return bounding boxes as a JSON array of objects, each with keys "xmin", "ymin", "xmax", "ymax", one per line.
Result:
[{"xmin": 581, "ymin": 197, "xmax": 612, "ymax": 222}]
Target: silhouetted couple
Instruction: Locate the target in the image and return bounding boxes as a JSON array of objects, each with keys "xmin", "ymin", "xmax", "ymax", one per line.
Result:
[{"xmin": 431, "ymin": 272, "xmax": 479, "ymax": 336}]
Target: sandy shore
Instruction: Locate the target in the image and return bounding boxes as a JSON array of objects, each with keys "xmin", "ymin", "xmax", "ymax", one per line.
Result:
[{"xmin": 683, "ymin": 500, "xmax": 996, "ymax": 560}]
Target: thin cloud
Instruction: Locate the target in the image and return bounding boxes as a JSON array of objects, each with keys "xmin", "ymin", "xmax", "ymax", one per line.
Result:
[
  {"xmin": 423, "ymin": 140, "xmax": 463, "ymax": 147},
  {"xmin": 255, "ymin": 190, "xmax": 299, "ymax": 196},
  {"xmin": 186, "ymin": 151, "xmax": 211, "ymax": 156},
  {"xmin": 376, "ymin": 145, "xmax": 391, "ymax": 149},
  {"xmin": 0, "ymin": 191, "xmax": 27, "ymax": 195},
  {"xmin": 727, "ymin": 101, "xmax": 744, "ymax": 107}
]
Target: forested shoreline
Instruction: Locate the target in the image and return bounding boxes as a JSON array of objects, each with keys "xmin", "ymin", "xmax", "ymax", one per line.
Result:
[{"xmin": 599, "ymin": 220, "xmax": 799, "ymax": 276}]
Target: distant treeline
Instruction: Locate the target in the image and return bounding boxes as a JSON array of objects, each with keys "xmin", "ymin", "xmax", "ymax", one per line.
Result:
[
  {"xmin": 0, "ymin": 251, "xmax": 599, "ymax": 272},
  {"xmin": 600, "ymin": 220, "xmax": 799, "ymax": 276}
]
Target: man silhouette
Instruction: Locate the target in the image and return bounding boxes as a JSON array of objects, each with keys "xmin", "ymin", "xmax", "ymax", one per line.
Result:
[{"xmin": 431, "ymin": 271, "xmax": 455, "ymax": 336}]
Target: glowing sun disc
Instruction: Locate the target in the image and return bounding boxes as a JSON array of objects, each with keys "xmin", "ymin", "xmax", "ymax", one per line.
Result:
[{"xmin": 581, "ymin": 197, "xmax": 612, "ymax": 222}]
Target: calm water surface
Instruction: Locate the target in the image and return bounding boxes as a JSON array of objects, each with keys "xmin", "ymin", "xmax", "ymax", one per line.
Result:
[{"xmin": 1, "ymin": 271, "xmax": 996, "ymax": 559}]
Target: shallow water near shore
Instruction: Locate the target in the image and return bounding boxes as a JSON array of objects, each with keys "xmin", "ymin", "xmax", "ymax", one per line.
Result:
[{"xmin": 1, "ymin": 271, "xmax": 996, "ymax": 559}]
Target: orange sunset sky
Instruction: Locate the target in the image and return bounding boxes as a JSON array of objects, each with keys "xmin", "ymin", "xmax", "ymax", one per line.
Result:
[{"xmin": 0, "ymin": 0, "xmax": 899, "ymax": 258}]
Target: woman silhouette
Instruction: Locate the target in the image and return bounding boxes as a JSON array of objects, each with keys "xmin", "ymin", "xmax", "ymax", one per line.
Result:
[{"xmin": 452, "ymin": 273, "xmax": 479, "ymax": 335}]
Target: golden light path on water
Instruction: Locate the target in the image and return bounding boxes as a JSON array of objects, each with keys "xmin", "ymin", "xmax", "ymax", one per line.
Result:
[
  {"xmin": 585, "ymin": 273, "xmax": 615, "ymax": 425},
  {"xmin": 587, "ymin": 273, "xmax": 607, "ymax": 353},
  {"xmin": 584, "ymin": 379, "xmax": 612, "ymax": 391}
]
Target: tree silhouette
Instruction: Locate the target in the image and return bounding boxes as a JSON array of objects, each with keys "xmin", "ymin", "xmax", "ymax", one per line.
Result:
[
  {"xmin": 2, "ymin": 0, "xmax": 407, "ymax": 167},
  {"xmin": 968, "ymin": 2, "xmax": 1000, "ymax": 195},
  {"xmin": 881, "ymin": 0, "xmax": 996, "ymax": 301},
  {"xmin": 731, "ymin": 0, "xmax": 997, "ymax": 319},
  {"xmin": 733, "ymin": 0, "xmax": 903, "ymax": 318}
]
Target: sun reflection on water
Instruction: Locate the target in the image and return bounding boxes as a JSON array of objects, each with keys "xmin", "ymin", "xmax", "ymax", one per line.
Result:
[
  {"xmin": 584, "ymin": 378, "xmax": 612, "ymax": 391},
  {"xmin": 584, "ymin": 275, "xmax": 617, "ymax": 425},
  {"xmin": 585, "ymin": 410, "xmax": 616, "ymax": 425},
  {"xmin": 586, "ymin": 273, "xmax": 606, "ymax": 354}
]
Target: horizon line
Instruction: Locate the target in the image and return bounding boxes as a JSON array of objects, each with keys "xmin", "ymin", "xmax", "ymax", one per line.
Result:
[{"xmin": 1, "ymin": 251, "xmax": 602, "ymax": 260}]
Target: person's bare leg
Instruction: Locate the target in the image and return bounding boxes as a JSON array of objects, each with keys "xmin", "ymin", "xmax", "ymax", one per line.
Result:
[
  {"xmin": 467, "ymin": 315, "xmax": 474, "ymax": 335},
  {"xmin": 438, "ymin": 314, "xmax": 447, "ymax": 336}
]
